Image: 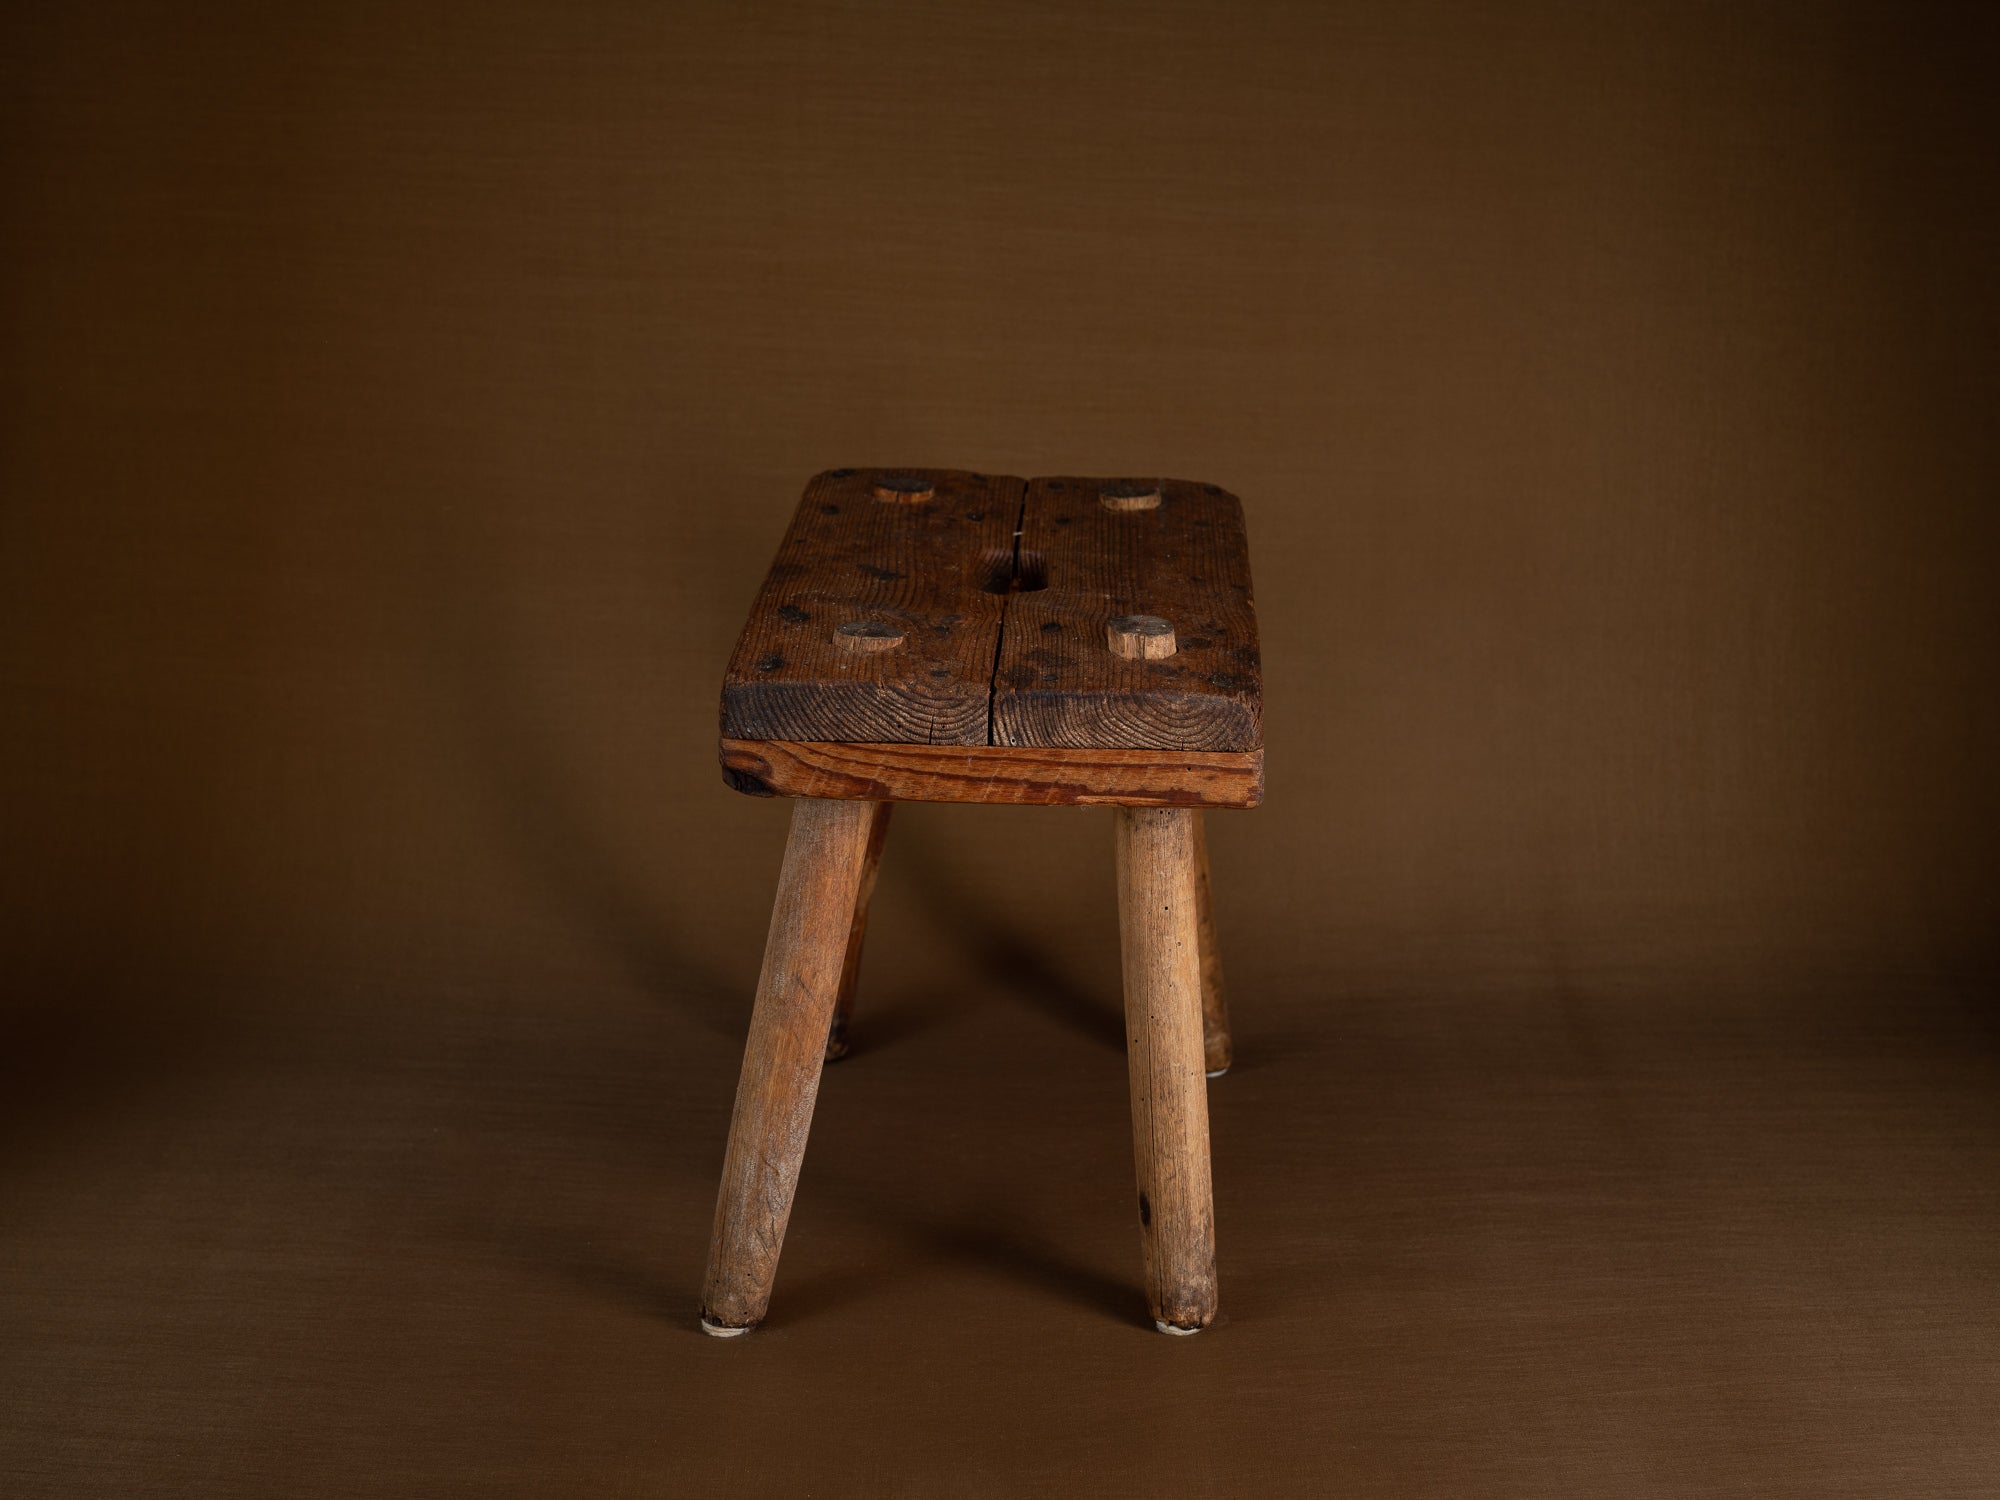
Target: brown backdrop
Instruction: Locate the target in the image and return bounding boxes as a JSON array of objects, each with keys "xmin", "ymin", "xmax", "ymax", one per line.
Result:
[{"xmin": 4, "ymin": 2, "xmax": 1997, "ymax": 1494}]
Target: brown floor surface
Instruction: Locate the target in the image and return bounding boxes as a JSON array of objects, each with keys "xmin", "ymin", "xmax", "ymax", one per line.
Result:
[{"xmin": 5, "ymin": 907, "xmax": 1996, "ymax": 1496}]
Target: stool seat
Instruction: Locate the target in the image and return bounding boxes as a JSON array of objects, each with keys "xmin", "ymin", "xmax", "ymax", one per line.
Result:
[
  {"xmin": 718, "ymin": 468, "xmax": 1262, "ymax": 807},
  {"xmin": 699, "ymin": 466, "xmax": 1263, "ymax": 1338}
]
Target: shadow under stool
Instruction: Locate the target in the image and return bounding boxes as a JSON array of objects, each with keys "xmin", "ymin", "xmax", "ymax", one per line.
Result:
[{"xmin": 701, "ymin": 467, "xmax": 1264, "ymax": 1336}]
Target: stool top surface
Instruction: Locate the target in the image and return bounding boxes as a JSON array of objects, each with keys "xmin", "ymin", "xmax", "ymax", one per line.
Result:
[{"xmin": 720, "ymin": 468, "xmax": 1262, "ymax": 756}]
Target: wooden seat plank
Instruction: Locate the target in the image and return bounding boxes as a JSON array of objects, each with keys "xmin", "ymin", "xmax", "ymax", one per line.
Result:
[
  {"xmin": 719, "ymin": 737, "xmax": 1263, "ymax": 808},
  {"xmin": 991, "ymin": 477, "xmax": 1262, "ymax": 752},
  {"xmin": 719, "ymin": 467, "xmax": 1025, "ymax": 746}
]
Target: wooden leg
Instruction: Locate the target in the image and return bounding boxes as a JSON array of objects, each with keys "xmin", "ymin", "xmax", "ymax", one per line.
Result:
[
  {"xmin": 701, "ymin": 797, "xmax": 884, "ymax": 1336},
  {"xmin": 1190, "ymin": 810, "xmax": 1234, "ymax": 1077},
  {"xmin": 1113, "ymin": 806, "xmax": 1220, "ymax": 1334},
  {"xmin": 823, "ymin": 802, "xmax": 892, "ymax": 1061}
]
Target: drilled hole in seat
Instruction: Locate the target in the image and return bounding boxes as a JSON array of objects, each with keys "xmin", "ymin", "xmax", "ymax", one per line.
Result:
[{"xmin": 979, "ymin": 548, "xmax": 1048, "ymax": 594}]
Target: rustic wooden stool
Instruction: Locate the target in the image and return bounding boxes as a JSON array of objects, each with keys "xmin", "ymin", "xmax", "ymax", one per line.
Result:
[{"xmin": 701, "ymin": 467, "xmax": 1263, "ymax": 1337}]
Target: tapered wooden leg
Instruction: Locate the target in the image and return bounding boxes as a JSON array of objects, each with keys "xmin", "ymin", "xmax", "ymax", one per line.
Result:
[
  {"xmin": 1190, "ymin": 811, "xmax": 1234, "ymax": 1078},
  {"xmin": 701, "ymin": 797, "xmax": 883, "ymax": 1336},
  {"xmin": 1113, "ymin": 806, "xmax": 1219, "ymax": 1334},
  {"xmin": 823, "ymin": 802, "xmax": 892, "ymax": 1061}
]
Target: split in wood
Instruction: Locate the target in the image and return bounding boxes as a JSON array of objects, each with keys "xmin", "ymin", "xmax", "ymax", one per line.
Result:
[
  {"xmin": 720, "ymin": 469, "xmax": 1261, "ymax": 752},
  {"xmin": 1107, "ymin": 613, "xmax": 1177, "ymax": 660}
]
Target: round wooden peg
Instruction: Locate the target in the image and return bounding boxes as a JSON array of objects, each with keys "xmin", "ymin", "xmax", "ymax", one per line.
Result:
[
  {"xmin": 1100, "ymin": 481, "xmax": 1162, "ymax": 512},
  {"xmin": 872, "ymin": 473, "xmax": 935, "ymax": 504},
  {"xmin": 1107, "ymin": 614, "xmax": 1177, "ymax": 660},
  {"xmin": 834, "ymin": 619, "xmax": 905, "ymax": 653}
]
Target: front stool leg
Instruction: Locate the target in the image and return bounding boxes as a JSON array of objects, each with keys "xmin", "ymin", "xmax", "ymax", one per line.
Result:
[
  {"xmin": 701, "ymin": 796, "xmax": 885, "ymax": 1336},
  {"xmin": 1190, "ymin": 810, "xmax": 1234, "ymax": 1078},
  {"xmin": 1113, "ymin": 806, "xmax": 1220, "ymax": 1334},
  {"xmin": 823, "ymin": 802, "xmax": 892, "ymax": 1061}
]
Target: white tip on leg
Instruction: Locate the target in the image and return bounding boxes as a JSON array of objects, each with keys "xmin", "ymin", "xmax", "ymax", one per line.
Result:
[
  {"xmin": 1205, "ymin": 1067, "xmax": 1229, "ymax": 1079},
  {"xmin": 1155, "ymin": 1320, "xmax": 1204, "ymax": 1336},
  {"xmin": 700, "ymin": 1318, "xmax": 752, "ymax": 1339}
]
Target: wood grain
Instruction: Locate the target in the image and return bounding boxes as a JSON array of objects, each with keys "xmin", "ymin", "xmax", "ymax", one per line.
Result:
[
  {"xmin": 993, "ymin": 477, "xmax": 1262, "ymax": 751},
  {"xmin": 1191, "ymin": 811, "xmax": 1234, "ymax": 1075},
  {"xmin": 720, "ymin": 467, "xmax": 1025, "ymax": 745},
  {"xmin": 1113, "ymin": 806, "xmax": 1220, "ymax": 1332},
  {"xmin": 701, "ymin": 797, "xmax": 883, "ymax": 1334},
  {"xmin": 823, "ymin": 802, "xmax": 892, "ymax": 1062},
  {"xmin": 720, "ymin": 737, "xmax": 1263, "ymax": 808}
]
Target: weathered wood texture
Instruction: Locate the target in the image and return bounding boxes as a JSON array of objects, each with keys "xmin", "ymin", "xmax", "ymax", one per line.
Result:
[
  {"xmin": 701, "ymin": 797, "xmax": 883, "ymax": 1333},
  {"xmin": 720, "ymin": 468, "xmax": 1025, "ymax": 746},
  {"xmin": 993, "ymin": 477, "xmax": 1261, "ymax": 752},
  {"xmin": 719, "ymin": 468, "xmax": 1262, "ymax": 772},
  {"xmin": 1113, "ymin": 806, "xmax": 1220, "ymax": 1332},
  {"xmin": 1190, "ymin": 811, "xmax": 1234, "ymax": 1075},
  {"xmin": 823, "ymin": 802, "xmax": 892, "ymax": 1062},
  {"xmin": 721, "ymin": 737, "xmax": 1263, "ymax": 808}
]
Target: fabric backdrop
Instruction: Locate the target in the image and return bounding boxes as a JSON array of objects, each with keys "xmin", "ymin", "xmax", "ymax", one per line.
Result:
[{"xmin": 4, "ymin": 2, "xmax": 1996, "ymax": 1494}]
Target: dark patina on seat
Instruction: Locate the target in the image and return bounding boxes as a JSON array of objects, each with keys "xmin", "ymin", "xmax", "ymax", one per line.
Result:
[{"xmin": 718, "ymin": 467, "xmax": 1262, "ymax": 806}]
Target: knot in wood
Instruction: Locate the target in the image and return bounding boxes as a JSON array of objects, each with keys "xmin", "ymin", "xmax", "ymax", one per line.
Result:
[
  {"xmin": 1107, "ymin": 614, "xmax": 1177, "ymax": 660},
  {"xmin": 871, "ymin": 473, "xmax": 935, "ymax": 504},
  {"xmin": 1100, "ymin": 481, "xmax": 1162, "ymax": 512},
  {"xmin": 834, "ymin": 619, "xmax": 905, "ymax": 653}
]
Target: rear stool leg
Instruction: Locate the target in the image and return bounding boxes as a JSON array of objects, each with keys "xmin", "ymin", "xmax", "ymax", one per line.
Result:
[
  {"xmin": 1190, "ymin": 811, "xmax": 1234, "ymax": 1077},
  {"xmin": 701, "ymin": 797, "xmax": 884, "ymax": 1336},
  {"xmin": 1113, "ymin": 806, "xmax": 1220, "ymax": 1334},
  {"xmin": 824, "ymin": 802, "xmax": 892, "ymax": 1061}
]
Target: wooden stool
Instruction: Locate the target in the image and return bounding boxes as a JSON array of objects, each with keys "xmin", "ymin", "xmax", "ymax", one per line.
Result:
[{"xmin": 700, "ymin": 468, "xmax": 1263, "ymax": 1337}]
